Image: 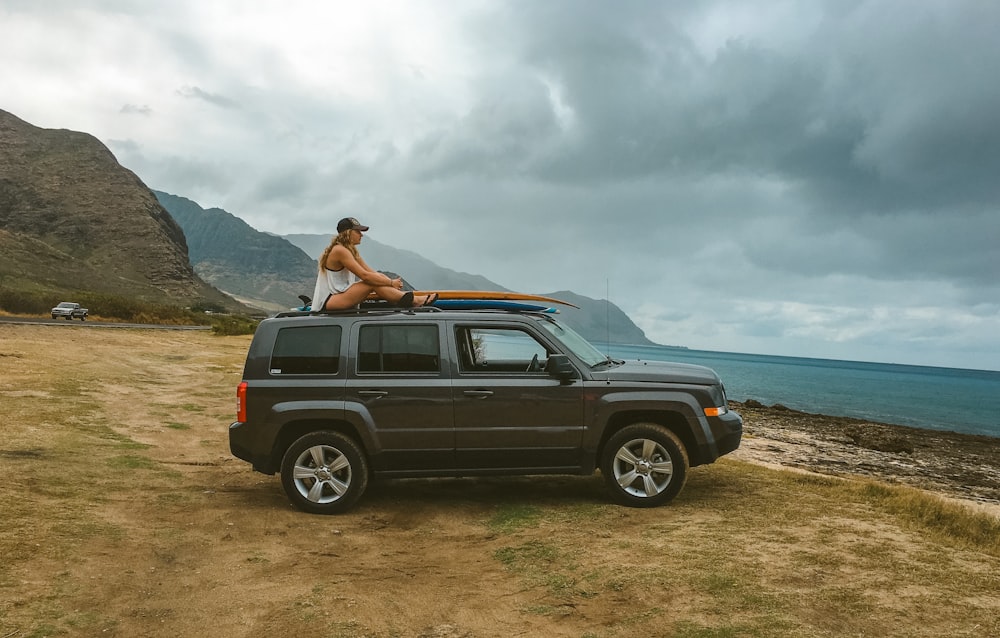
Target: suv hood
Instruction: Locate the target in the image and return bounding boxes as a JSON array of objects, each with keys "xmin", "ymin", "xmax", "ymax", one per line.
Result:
[{"xmin": 602, "ymin": 360, "xmax": 720, "ymax": 385}]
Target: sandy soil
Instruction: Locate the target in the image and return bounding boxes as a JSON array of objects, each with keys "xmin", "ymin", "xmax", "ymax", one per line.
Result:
[{"xmin": 1, "ymin": 324, "xmax": 998, "ymax": 638}]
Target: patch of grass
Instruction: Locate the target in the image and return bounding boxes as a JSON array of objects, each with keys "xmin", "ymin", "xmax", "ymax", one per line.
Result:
[
  {"xmin": 246, "ymin": 552, "xmax": 270, "ymax": 564},
  {"xmin": 552, "ymin": 502, "xmax": 610, "ymax": 524},
  {"xmin": 487, "ymin": 504, "xmax": 543, "ymax": 533},
  {"xmin": 166, "ymin": 421, "xmax": 191, "ymax": 430},
  {"xmin": 156, "ymin": 492, "xmax": 192, "ymax": 505},
  {"xmin": 856, "ymin": 480, "xmax": 1000, "ymax": 553},
  {"xmin": 485, "ymin": 461, "xmax": 1000, "ymax": 636},
  {"xmin": 25, "ymin": 623, "xmax": 62, "ymax": 638},
  {"xmin": 671, "ymin": 622, "xmax": 757, "ymax": 638},
  {"xmin": 100, "ymin": 428, "xmax": 152, "ymax": 449},
  {"xmin": 326, "ymin": 620, "xmax": 364, "ymax": 638},
  {"xmin": 495, "ymin": 539, "xmax": 559, "ymax": 567},
  {"xmin": 50, "ymin": 520, "xmax": 125, "ymax": 545},
  {"xmin": 107, "ymin": 454, "xmax": 157, "ymax": 470},
  {"xmin": 494, "ymin": 539, "xmax": 596, "ymax": 600}
]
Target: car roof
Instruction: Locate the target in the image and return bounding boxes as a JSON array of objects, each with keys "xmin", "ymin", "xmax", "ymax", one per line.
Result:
[
  {"xmin": 277, "ymin": 306, "xmax": 552, "ymax": 318},
  {"xmin": 267, "ymin": 306, "xmax": 558, "ymax": 326}
]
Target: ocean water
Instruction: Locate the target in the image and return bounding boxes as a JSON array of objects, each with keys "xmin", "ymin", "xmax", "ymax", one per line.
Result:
[{"xmin": 604, "ymin": 344, "xmax": 1000, "ymax": 438}]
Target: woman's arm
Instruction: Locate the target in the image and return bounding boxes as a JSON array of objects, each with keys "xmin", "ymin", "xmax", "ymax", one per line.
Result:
[{"xmin": 331, "ymin": 246, "xmax": 395, "ymax": 287}]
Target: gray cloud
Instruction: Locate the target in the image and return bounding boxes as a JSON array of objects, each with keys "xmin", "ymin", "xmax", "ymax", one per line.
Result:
[
  {"xmin": 176, "ymin": 86, "xmax": 240, "ymax": 109},
  {"xmin": 403, "ymin": 1, "xmax": 1000, "ymax": 214},
  {"xmin": 3, "ymin": 0, "xmax": 998, "ymax": 369},
  {"xmin": 120, "ymin": 104, "xmax": 152, "ymax": 116}
]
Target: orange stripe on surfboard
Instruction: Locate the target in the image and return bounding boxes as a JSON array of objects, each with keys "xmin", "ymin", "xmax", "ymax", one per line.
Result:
[{"xmin": 413, "ymin": 290, "xmax": 579, "ymax": 308}]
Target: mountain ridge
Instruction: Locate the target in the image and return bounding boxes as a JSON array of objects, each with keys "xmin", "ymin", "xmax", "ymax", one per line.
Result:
[
  {"xmin": 0, "ymin": 106, "xmax": 658, "ymax": 346},
  {"xmin": 281, "ymin": 235, "xmax": 655, "ymax": 346},
  {"xmin": 284, "ymin": 233, "xmax": 509, "ymax": 293},
  {"xmin": 153, "ymin": 191, "xmax": 317, "ymax": 311},
  {"xmin": 0, "ymin": 108, "xmax": 243, "ymax": 310}
]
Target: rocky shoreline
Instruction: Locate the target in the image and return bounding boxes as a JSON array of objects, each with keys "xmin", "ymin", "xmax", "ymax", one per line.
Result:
[{"xmin": 727, "ymin": 400, "xmax": 1000, "ymax": 511}]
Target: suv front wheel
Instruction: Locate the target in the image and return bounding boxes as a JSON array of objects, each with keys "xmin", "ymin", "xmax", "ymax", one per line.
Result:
[
  {"xmin": 280, "ymin": 431, "xmax": 369, "ymax": 514},
  {"xmin": 601, "ymin": 423, "xmax": 689, "ymax": 507}
]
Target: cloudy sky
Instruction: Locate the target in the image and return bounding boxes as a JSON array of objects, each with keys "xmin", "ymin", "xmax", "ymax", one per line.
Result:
[{"xmin": 2, "ymin": 0, "xmax": 998, "ymax": 370}]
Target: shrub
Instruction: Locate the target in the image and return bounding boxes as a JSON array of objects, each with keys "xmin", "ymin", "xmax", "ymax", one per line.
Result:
[
  {"xmin": 0, "ymin": 289, "xmax": 53, "ymax": 314},
  {"xmin": 210, "ymin": 315, "xmax": 259, "ymax": 336}
]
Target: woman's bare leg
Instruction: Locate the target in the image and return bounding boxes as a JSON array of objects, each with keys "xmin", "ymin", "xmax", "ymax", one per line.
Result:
[
  {"xmin": 322, "ymin": 283, "xmax": 432, "ymax": 310},
  {"xmin": 322, "ymin": 283, "xmax": 375, "ymax": 310},
  {"xmin": 370, "ymin": 286, "xmax": 433, "ymax": 306}
]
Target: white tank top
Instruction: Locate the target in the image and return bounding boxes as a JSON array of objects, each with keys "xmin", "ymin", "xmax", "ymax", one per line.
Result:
[{"xmin": 312, "ymin": 267, "xmax": 360, "ymax": 308}]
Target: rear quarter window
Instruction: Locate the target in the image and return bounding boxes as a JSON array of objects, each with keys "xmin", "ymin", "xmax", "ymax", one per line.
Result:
[{"xmin": 270, "ymin": 325, "xmax": 342, "ymax": 375}]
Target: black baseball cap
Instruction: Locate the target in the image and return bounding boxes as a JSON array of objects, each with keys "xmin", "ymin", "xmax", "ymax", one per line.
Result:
[{"xmin": 337, "ymin": 217, "xmax": 370, "ymax": 233}]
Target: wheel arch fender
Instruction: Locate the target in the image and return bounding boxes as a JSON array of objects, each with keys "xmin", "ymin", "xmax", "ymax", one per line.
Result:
[
  {"xmin": 591, "ymin": 391, "xmax": 718, "ymax": 466},
  {"xmin": 265, "ymin": 401, "xmax": 382, "ymax": 472}
]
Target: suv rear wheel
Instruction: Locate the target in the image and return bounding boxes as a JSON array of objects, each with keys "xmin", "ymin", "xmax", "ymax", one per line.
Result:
[
  {"xmin": 280, "ymin": 431, "xmax": 369, "ymax": 514},
  {"xmin": 601, "ymin": 423, "xmax": 689, "ymax": 507}
]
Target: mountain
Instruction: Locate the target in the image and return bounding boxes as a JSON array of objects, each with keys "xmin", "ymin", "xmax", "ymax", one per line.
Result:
[
  {"xmin": 285, "ymin": 235, "xmax": 655, "ymax": 346},
  {"xmin": 156, "ymin": 194, "xmax": 500, "ymax": 311},
  {"xmin": 0, "ymin": 108, "xmax": 657, "ymax": 345},
  {"xmin": 285, "ymin": 233, "xmax": 507, "ymax": 292},
  {"xmin": 0, "ymin": 109, "xmax": 242, "ymax": 310},
  {"xmin": 154, "ymin": 191, "xmax": 317, "ymax": 311},
  {"xmin": 160, "ymin": 212, "xmax": 656, "ymax": 344},
  {"xmin": 542, "ymin": 291, "xmax": 657, "ymax": 347}
]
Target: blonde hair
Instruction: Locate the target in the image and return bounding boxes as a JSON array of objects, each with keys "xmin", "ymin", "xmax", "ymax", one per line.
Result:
[{"xmin": 317, "ymin": 230, "xmax": 359, "ymax": 272}]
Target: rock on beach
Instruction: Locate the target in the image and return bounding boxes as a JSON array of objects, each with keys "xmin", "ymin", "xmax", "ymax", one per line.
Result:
[{"xmin": 728, "ymin": 400, "xmax": 1000, "ymax": 509}]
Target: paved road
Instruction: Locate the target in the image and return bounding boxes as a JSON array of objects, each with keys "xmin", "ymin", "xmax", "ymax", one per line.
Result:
[{"xmin": 0, "ymin": 316, "xmax": 211, "ymax": 330}]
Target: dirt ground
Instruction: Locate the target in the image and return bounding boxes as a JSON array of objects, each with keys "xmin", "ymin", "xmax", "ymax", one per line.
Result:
[{"xmin": 1, "ymin": 323, "xmax": 998, "ymax": 638}]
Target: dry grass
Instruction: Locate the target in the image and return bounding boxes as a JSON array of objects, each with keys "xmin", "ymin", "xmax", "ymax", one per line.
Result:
[{"xmin": 1, "ymin": 324, "xmax": 998, "ymax": 638}]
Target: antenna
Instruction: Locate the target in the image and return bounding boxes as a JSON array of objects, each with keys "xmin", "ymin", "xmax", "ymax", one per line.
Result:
[{"xmin": 606, "ymin": 278, "xmax": 611, "ymax": 356}]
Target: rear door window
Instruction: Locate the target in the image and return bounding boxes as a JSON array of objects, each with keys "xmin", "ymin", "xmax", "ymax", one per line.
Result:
[{"xmin": 358, "ymin": 325, "xmax": 440, "ymax": 373}]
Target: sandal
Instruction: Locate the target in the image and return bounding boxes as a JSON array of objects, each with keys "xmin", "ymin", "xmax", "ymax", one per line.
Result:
[{"xmin": 396, "ymin": 291, "xmax": 415, "ymax": 308}]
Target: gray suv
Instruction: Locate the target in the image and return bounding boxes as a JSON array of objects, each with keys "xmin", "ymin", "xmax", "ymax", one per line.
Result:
[{"xmin": 229, "ymin": 306, "xmax": 742, "ymax": 514}]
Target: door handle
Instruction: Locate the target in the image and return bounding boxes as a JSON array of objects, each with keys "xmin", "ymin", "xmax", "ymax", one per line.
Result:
[
  {"xmin": 358, "ymin": 390, "xmax": 389, "ymax": 399},
  {"xmin": 463, "ymin": 390, "xmax": 494, "ymax": 399}
]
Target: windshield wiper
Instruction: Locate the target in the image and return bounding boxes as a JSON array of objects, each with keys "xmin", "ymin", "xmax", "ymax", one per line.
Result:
[{"xmin": 591, "ymin": 356, "xmax": 625, "ymax": 370}]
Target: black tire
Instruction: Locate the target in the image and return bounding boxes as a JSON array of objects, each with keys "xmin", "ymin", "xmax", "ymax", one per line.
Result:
[
  {"xmin": 51, "ymin": 315, "xmax": 57, "ymax": 320},
  {"xmin": 280, "ymin": 431, "xmax": 369, "ymax": 514},
  {"xmin": 600, "ymin": 423, "xmax": 689, "ymax": 507},
  {"xmin": 80, "ymin": 316, "xmax": 86, "ymax": 321}
]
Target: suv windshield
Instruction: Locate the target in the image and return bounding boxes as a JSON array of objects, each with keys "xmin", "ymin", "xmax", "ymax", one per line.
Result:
[{"xmin": 535, "ymin": 317, "xmax": 609, "ymax": 367}]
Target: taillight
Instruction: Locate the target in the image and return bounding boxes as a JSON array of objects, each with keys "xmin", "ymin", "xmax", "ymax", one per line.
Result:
[{"xmin": 236, "ymin": 382, "xmax": 247, "ymax": 422}]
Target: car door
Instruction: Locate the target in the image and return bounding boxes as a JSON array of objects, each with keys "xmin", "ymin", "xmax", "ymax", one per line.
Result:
[
  {"xmin": 451, "ymin": 323, "xmax": 585, "ymax": 471},
  {"xmin": 347, "ymin": 321, "xmax": 455, "ymax": 472}
]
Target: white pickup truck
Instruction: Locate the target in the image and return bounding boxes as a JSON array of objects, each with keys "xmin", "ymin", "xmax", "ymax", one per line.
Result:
[{"xmin": 51, "ymin": 302, "xmax": 88, "ymax": 321}]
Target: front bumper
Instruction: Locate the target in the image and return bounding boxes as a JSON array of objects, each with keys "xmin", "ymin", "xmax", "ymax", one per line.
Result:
[{"xmin": 713, "ymin": 410, "xmax": 743, "ymax": 457}]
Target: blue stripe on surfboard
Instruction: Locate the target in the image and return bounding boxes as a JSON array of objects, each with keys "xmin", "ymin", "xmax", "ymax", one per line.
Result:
[{"xmin": 431, "ymin": 299, "xmax": 558, "ymax": 312}]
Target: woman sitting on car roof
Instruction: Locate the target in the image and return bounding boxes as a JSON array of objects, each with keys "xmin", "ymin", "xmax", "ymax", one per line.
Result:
[{"xmin": 311, "ymin": 217, "xmax": 437, "ymax": 311}]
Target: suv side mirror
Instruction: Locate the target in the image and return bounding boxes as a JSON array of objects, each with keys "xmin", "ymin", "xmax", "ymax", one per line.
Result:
[{"xmin": 545, "ymin": 354, "xmax": 579, "ymax": 381}]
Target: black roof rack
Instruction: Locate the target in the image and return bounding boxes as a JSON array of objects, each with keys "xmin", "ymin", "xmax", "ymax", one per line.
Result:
[
  {"xmin": 273, "ymin": 305, "xmax": 440, "ymax": 319},
  {"xmin": 272, "ymin": 305, "xmax": 557, "ymax": 319}
]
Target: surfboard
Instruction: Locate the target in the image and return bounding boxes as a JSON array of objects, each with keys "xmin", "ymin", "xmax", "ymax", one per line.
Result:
[
  {"xmin": 430, "ymin": 299, "xmax": 558, "ymax": 313},
  {"xmin": 412, "ymin": 290, "xmax": 579, "ymax": 308}
]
